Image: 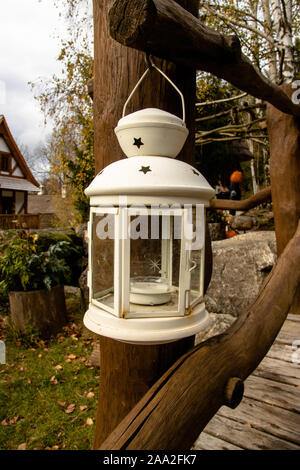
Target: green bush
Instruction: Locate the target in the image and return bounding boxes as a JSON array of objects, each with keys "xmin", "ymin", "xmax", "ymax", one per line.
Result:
[{"xmin": 0, "ymin": 232, "xmax": 80, "ymax": 295}]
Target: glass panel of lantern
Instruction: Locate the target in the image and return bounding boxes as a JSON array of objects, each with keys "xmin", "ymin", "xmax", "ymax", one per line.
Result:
[
  {"xmin": 89, "ymin": 204, "xmax": 206, "ymax": 320},
  {"xmin": 90, "ymin": 208, "xmax": 116, "ymax": 314},
  {"xmin": 128, "ymin": 207, "xmax": 182, "ymax": 317},
  {"xmin": 125, "ymin": 205, "xmax": 205, "ymax": 318},
  {"xmin": 188, "ymin": 204, "xmax": 205, "ymax": 307}
]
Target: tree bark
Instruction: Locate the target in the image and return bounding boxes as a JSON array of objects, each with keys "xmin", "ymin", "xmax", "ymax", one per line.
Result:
[
  {"xmin": 93, "ymin": 0, "xmax": 198, "ymax": 173},
  {"xmin": 267, "ymin": 83, "xmax": 300, "ymax": 313},
  {"xmin": 99, "ymin": 220, "xmax": 300, "ymax": 449},
  {"xmin": 108, "ymin": 0, "xmax": 300, "ymax": 117},
  {"xmin": 92, "ymin": 0, "xmax": 201, "ymax": 449}
]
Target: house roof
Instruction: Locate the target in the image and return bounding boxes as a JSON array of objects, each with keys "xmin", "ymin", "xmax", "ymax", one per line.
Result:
[
  {"xmin": 0, "ymin": 176, "xmax": 40, "ymax": 192},
  {"xmin": 0, "ymin": 115, "xmax": 40, "ymax": 188}
]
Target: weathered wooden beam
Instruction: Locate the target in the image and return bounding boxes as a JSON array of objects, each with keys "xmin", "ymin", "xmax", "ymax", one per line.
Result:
[
  {"xmin": 99, "ymin": 219, "xmax": 300, "ymax": 450},
  {"xmin": 267, "ymin": 84, "xmax": 300, "ymax": 313},
  {"xmin": 108, "ymin": 0, "xmax": 300, "ymax": 118},
  {"xmin": 210, "ymin": 186, "xmax": 272, "ymax": 211}
]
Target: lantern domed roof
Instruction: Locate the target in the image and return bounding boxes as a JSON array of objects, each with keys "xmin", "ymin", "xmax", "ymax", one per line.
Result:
[
  {"xmin": 85, "ymin": 156, "xmax": 215, "ymax": 206},
  {"xmin": 114, "ymin": 108, "xmax": 189, "ymax": 159},
  {"xmin": 116, "ymin": 108, "xmax": 185, "ymax": 127}
]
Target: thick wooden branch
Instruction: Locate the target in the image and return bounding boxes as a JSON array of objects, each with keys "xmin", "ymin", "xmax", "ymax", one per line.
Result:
[
  {"xmin": 108, "ymin": 0, "xmax": 300, "ymax": 117},
  {"xmin": 100, "ymin": 219, "xmax": 300, "ymax": 450},
  {"xmin": 209, "ymin": 186, "xmax": 271, "ymax": 211}
]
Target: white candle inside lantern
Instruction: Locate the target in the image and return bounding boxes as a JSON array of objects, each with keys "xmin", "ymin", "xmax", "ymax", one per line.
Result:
[{"xmin": 130, "ymin": 277, "xmax": 175, "ymax": 305}]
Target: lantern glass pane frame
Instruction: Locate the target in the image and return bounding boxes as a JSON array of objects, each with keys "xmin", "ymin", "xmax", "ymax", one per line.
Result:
[
  {"xmin": 89, "ymin": 204, "xmax": 206, "ymax": 320},
  {"xmin": 90, "ymin": 207, "xmax": 122, "ymax": 317},
  {"xmin": 126, "ymin": 206, "xmax": 184, "ymax": 318},
  {"xmin": 187, "ymin": 204, "xmax": 205, "ymax": 310}
]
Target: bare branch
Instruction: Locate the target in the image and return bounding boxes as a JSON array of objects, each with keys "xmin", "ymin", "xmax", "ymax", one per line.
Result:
[
  {"xmin": 196, "ymin": 92, "xmax": 248, "ymax": 107},
  {"xmin": 200, "ymin": 3, "xmax": 276, "ymax": 46}
]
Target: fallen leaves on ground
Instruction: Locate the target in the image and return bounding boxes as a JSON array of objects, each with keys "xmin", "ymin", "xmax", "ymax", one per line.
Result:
[
  {"xmin": 65, "ymin": 354, "xmax": 77, "ymax": 363},
  {"xmin": 17, "ymin": 443, "xmax": 27, "ymax": 450},
  {"xmin": 64, "ymin": 403, "xmax": 76, "ymax": 414},
  {"xmin": 1, "ymin": 415, "xmax": 20, "ymax": 426},
  {"xmin": 57, "ymin": 401, "xmax": 66, "ymax": 408}
]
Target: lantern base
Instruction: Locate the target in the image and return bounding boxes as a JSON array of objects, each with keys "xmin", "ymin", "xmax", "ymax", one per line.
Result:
[{"xmin": 83, "ymin": 302, "xmax": 211, "ymax": 345}]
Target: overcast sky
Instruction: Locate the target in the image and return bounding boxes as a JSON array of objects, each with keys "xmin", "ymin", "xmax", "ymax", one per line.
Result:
[{"xmin": 0, "ymin": 0, "xmax": 68, "ymax": 150}]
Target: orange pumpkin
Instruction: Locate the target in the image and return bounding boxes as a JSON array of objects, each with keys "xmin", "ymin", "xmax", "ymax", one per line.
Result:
[
  {"xmin": 230, "ymin": 171, "xmax": 243, "ymax": 183},
  {"xmin": 226, "ymin": 230, "xmax": 238, "ymax": 239}
]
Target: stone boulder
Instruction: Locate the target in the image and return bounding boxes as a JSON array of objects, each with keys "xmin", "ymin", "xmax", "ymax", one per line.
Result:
[
  {"xmin": 230, "ymin": 215, "xmax": 257, "ymax": 231},
  {"xmin": 79, "ymin": 267, "xmax": 89, "ymax": 310},
  {"xmin": 75, "ymin": 223, "xmax": 89, "ymax": 255},
  {"xmin": 195, "ymin": 313, "xmax": 237, "ymax": 345},
  {"xmin": 205, "ymin": 231, "xmax": 277, "ymax": 317},
  {"xmin": 208, "ymin": 223, "xmax": 226, "ymax": 241}
]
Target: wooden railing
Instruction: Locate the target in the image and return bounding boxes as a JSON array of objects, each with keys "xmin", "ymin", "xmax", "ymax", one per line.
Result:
[{"xmin": 0, "ymin": 214, "xmax": 40, "ymax": 230}]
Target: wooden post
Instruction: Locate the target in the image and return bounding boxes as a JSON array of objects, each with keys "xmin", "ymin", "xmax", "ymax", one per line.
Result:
[
  {"xmin": 92, "ymin": 0, "xmax": 200, "ymax": 449},
  {"xmin": 267, "ymin": 84, "xmax": 300, "ymax": 313}
]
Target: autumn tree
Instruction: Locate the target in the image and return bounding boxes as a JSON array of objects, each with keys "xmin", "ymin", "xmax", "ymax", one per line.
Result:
[
  {"xmin": 31, "ymin": 0, "xmax": 94, "ymax": 224},
  {"xmin": 196, "ymin": 0, "xmax": 299, "ymax": 192}
]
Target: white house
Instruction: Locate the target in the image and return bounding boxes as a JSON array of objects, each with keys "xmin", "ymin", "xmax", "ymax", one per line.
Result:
[{"xmin": 0, "ymin": 115, "xmax": 40, "ymax": 214}]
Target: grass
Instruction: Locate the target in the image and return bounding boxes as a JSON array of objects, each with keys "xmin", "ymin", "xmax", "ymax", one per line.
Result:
[{"xmin": 0, "ymin": 293, "xmax": 99, "ymax": 450}]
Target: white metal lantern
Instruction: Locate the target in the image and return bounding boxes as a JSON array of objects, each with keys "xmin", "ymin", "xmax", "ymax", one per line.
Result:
[{"xmin": 83, "ymin": 63, "xmax": 215, "ymax": 345}]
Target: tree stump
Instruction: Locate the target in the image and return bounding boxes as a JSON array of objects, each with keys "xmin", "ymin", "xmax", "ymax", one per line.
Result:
[{"xmin": 9, "ymin": 285, "xmax": 67, "ymax": 339}]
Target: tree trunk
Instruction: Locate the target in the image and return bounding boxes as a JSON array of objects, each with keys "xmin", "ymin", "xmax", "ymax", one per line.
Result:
[
  {"xmin": 261, "ymin": 0, "xmax": 277, "ymax": 82},
  {"xmin": 93, "ymin": 0, "xmax": 197, "ymax": 173},
  {"xmin": 92, "ymin": 0, "xmax": 200, "ymax": 449},
  {"xmin": 271, "ymin": 0, "xmax": 295, "ymax": 82},
  {"xmin": 9, "ymin": 285, "xmax": 67, "ymax": 339},
  {"xmin": 267, "ymin": 83, "xmax": 300, "ymax": 313}
]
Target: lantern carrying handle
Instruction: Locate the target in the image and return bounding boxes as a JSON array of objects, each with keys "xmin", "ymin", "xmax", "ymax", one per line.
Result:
[{"xmin": 122, "ymin": 56, "xmax": 186, "ymax": 125}]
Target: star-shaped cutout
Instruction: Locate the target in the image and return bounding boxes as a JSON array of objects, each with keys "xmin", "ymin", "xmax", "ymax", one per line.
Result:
[
  {"xmin": 192, "ymin": 169, "xmax": 200, "ymax": 176},
  {"xmin": 133, "ymin": 137, "xmax": 144, "ymax": 149},
  {"xmin": 139, "ymin": 165, "xmax": 151, "ymax": 174}
]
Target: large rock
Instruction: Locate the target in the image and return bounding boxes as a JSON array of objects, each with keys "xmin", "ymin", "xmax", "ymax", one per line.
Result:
[
  {"xmin": 205, "ymin": 231, "xmax": 277, "ymax": 317},
  {"xmin": 79, "ymin": 267, "xmax": 89, "ymax": 310},
  {"xmin": 195, "ymin": 313, "xmax": 237, "ymax": 345},
  {"xmin": 230, "ymin": 215, "xmax": 257, "ymax": 231},
  {"xmin": 75, "ymin": 223, "xmax": 89, "ymax": 255}
]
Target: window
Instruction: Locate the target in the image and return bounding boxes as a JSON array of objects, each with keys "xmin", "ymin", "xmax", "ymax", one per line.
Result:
[{"xmin": 0, "ymin": 154, "xmax": 10, "ymax": 172}]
